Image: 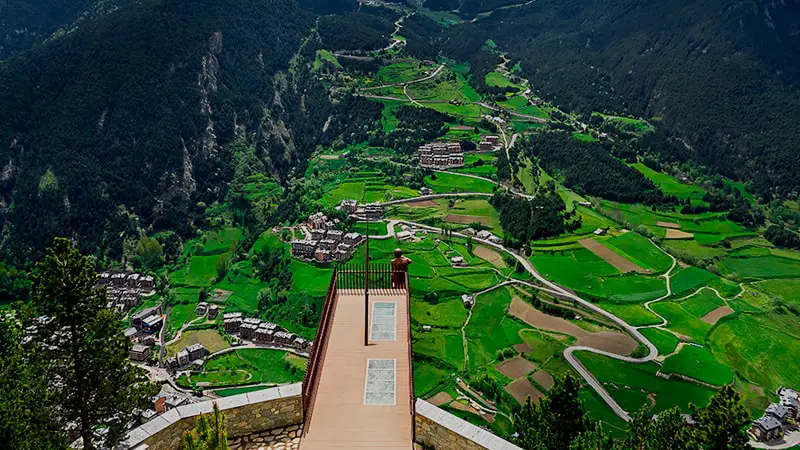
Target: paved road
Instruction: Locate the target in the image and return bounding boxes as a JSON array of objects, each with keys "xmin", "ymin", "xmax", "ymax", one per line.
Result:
[
  {"xmin": 477, "ymin": 101, "xmax": 548, "ymax": 123},
  {"xmin": 381, "ymin": 192, "xmax": 492, "ymax": 206},
  {"xmin": 432, "ymin": 169, "xmax": 533, "ymax": 200},
  {"xmin": 393, "ymin": 219, "xmax": 658, "ymax": 421}
]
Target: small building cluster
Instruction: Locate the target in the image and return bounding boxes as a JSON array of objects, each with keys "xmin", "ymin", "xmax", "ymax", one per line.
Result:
[
  {"xmin": 462, "ymin": 294, "xmax": 475, "ymax": 309},
  {"xmin": 222, "ymin": 312, "xmax": 312, "ymax": 353},
  {"xmin": 336, "ymin": 199, "xmax": 385, "ymax": 221},
  {"xmin": 750, "ymin": 387, "xmax": 799, "ymax": 442},
  {"xmin": 126, "ymin": 305, "xmax": 163, "ymax": 361},
  {"xmin": 292, "ymin": 211, "xmax": 365, "ymax": 263},
  {"xmin": 196, "ymin": 302, "xmax": 219, "ymax": 319},
  {"xmin": 165, "ymin": 343, "xmax": 207, "ymax": 371},
  {"xmin": 99, "ymin": 271, "xmax": 156, "ymax": 313},
  {"xmin": 418, "ymin": 142, "xmax": 464, "ymax": 169},
  {"xmin": 479, "ymin": 135, "xmax": 502, "ymax": 151},
  {"xmin": 463, "ymin": 228, "xmax": 503, "ymax": 245},
  {"xmin": 129, "ymin": 305, "xmax": 163, "ymax": 334}
]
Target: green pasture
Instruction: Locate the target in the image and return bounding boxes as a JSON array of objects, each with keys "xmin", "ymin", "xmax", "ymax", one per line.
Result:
[
  {"xmin": 370, "ymin": 60, "xmax": 427, "ymax": 85},
  {"xmin": 631, "ymin": 163, "xmax": 707, "ymax": 204},
  {"xmin": 465, "ymin": 287, "xmax": 526, "ymax": 369},
  {"xmin": 413, "ymin": 360, "xmax": 452, "ymax": 398},
  {"xmin": 601, "ymin": 303, "xmax": 662, "ymax": 326},
  {"xmin": 709, "ymin": 312, "xmax": 800, "ymax": 393},
  {"xmin": 680, "ymin": 289, "xmax": 725, "ymax": 317},
  {"xmin": 639, "ymin": 327, "xmax": 679, "ymax": 355},
  {"xmin": 752, "ymin": 278, "xmax": 800, "ymax": 305},
  {"xmin": 718, "ymin": 255, "xmax": 800, "ymax": 280},
  {"xmin": 669, "ymin": 266, "xmax": 718, "ymax": 297},
  {"xmin": 602, "ymin": 232, "xmax": 672, "ymax": 273},
  {"xmin": 572, "ymin": 132, "xmax": 598, "ymax": 142},
  {"xmin": 498, "ymin": 96, "xmax": 550, "ymax": 119},
  {"xmin": 424, "ymin": 171, "xmax": 495, "ymax": 194},
  {"xmin": 214, "ymin": 385, "xmax": 271, "ymax": 397},
  {"xmin": 662, "ymin": 345, "xmax": 733, "ymax": 386},
  {"xmin": 649, "ymin": 301, "xmax": 711, "ymax": 342},
  {"xmin": 386, "ymin": 197, "xmax": 502, "ymax": 234},
  {"xmin": 453, "ymin": 153, "xmax": 497, "ymax": 177},
  {"xmin": 575, "ymin": 352, "xmax": 716, "ymax": 414},
  {"xmin": 484, "ymin": 71, "xmax": 524, "ymax": 91},
  {"xmin": 531, "ymin": 249, "xmax": 665, "ymax": 302},
  {"xmin": 313, "ymin": 49, "xmax": 341, "ymax": 71},
  {"xmin": 182, "ymin": 349, "xmax": 306, "ymax": 388}
]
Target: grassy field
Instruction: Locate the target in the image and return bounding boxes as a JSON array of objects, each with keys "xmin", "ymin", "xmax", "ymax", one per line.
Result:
[
  {"xmin": 718, "ymin": 255, "xmax": 800, "ymax": 280},
  {"xmin": 640, "ymin": 327, "xmax": 679, "ymax": 355},
  {"xmin": 453, "ymin": 153, "xmax": 497, "ymax": 177},
  {"xmin": 386, "ymin": 197, "xmax": 502, "ymax": 235},
  {"xmin": 166, "ymin": 329, "xmax": 230, "ymax": 356},
  {"xmin": 752, "ymin": 278, "xmax": 800, "ymax": 304},
  {"xmin": 181, "ymin": 349, "xmax": 306, "ymax": 388},
  {"xmin": 424, "ymin": 171, "xmax": 495, "ymax": 194},
  {"xmin": 576, "ymin": 352, "xmax": 717, "ymax": 414},
  {"xmin": 709, "ymin": 312, "xmax": 800, "ymax": 394},
  {"xmin": 601, "ymin": 232, "xmax": 672, "ymax": 273},
  {"xmin": 631, "ymin": 163, "xmax": 707, "ymax": 204},
  {"xmin": 650, "ymin": 301, "xmax": 711, "ymax": 342},
  {"xmin": 465, "ymin": 287, "xmax": 526, "ymax": 369},
  {"xmin": 662, "ymin": 345, "xmax": 733, "ymax": 386},
  {"xmin": 214, "ymin": 385, "xmax": 271, "ymax": 397},
  {"xmin": 531, "ymin": 249, "xmax": 666, "ymax": 302}
]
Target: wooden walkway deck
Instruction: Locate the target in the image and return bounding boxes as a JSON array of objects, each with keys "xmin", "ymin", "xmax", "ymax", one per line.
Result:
[{"xmin": 300, "ymin": 288, "xmax": 413, "ymax": 449}]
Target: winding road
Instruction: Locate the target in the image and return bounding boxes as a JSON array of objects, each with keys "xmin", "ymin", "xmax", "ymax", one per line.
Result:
[{"xmin": 388, "ymin": 218, "xmax": 662, "ymax": 420}]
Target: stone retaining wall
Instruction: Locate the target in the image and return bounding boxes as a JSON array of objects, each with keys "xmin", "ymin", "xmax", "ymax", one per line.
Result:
[
  {"xmin": 124, "ymin": 383, "xmax": 302, "ymax": 450},
  {"xmin": 414, "ymin": 399, "xmax": 522, "ymax": 450}
]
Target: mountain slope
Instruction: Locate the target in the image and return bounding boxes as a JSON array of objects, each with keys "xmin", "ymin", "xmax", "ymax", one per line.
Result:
[
  {"xmin": 0, "ymin": 0, "xmax": 326, "ymax": 257},
  {"xmin": 438, "ymin": 0, "xmax": 800, "ymax": 197}
]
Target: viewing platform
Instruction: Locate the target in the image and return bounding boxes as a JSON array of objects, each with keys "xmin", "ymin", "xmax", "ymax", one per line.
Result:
[{"xmin": 301, "ymin": 263, "xmax": 414, "ymax": 449}]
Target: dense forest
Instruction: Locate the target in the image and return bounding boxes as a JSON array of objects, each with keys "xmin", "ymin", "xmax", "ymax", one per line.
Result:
[
  {"xmin": 0, "ymin": 0, "xmax": 330, "ymax": 261},
  {"xmin": 437, "ymin": 0, "xmax": 800, "ymax": 198},
  {"xmin": 520, "ymin": 133, "xmax": 674, "ymax": 206}
]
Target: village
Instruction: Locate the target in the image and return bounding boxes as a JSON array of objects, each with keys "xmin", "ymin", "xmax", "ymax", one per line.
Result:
[
  {"xmin": 749, "ymin": 387, "xmax": 800, "ymax": 445},
  {"xmin": 417, "ymin": 136, "xmax": 502, "ymax": 170}
]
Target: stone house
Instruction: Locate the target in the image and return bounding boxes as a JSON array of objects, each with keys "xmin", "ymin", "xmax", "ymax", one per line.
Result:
[
  {"xmin": 291, "ymin": 240, "xmax": 317, "ymax": 259},
  {"xmin": 130, "ymin": 344, "xmax": 150, "ymax": 362},
  {"xmin": 177, "ymin": 349, "xmax": 190, "ymax": 367},
  {"xmin": 343, "ymin": 232, "xmax": 362, "ymax": 246},
  {"xmin": 274, "ymin": 331, "xmax": 297, "ymax": 346},
  {"xmin": 315, "ymin": 248, "xmax": 331, "ymax": 263},
  {"xmin": 224, "ymin": 312, "xmax": 243, "ymax": 333},
  {"xmin": 186, "ymin": 343, "xmax": 206, "ymax": 361},
  {"xmin": 751, "ymin": 416, "xmax": 782, "ymax": 441},
  {"xmin": 311, "ymin": 228, "xmax": 327, "ymax": 241},
  {"xmin": 208, "ymin": 305, "xmax": 219, "ymax": 319}
]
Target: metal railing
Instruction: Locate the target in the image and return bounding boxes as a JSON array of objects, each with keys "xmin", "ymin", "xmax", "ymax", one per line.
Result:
[
  {"xmin": 301, "ymin": 267, "xmax": 339, "ymax": 423},
  {"xmin": 336, "ymin": 261, "xmax": 407, "ymax": 291},
  {"xmin": 404, "ymin": 270, "xmax": 416, "ymax": 443}
]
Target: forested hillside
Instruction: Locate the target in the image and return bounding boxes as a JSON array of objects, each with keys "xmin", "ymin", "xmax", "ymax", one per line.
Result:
[
  {"xmin": 0, "ymin": 0, "xmax": 99, "ymax": 59},
  {"xmin": 437, "ymin": 0, "xmax": 800, "ymax": 197},
  {"xmin": 0, "ymin": 0, "xmax": 328, "ymax": 259}
]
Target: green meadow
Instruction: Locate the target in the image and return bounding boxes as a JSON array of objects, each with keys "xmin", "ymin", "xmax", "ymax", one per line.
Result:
[
  {"xmin": 576, "ymin": 352, "xmax": 717, "ymax": 414},
  {"xmin": 662, "ymin": 345, "xmax": 733, "ymax": 386}
]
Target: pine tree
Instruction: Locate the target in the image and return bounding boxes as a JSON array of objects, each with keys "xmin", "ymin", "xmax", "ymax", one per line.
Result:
[
  {"xmin": 692, "ymin": 384, "xmax": 751, "ymax": 450},
  {"xmin": 0, "ymin": 313, "xmax": 66, "ymax": 449},
  {"xmin": 624, "ymin": 406, "xmax": 699, "ymax": 450},
  {"xmin": 30, "ymin": 238, "xmax": 158, "ymax": 449},
  {"xmin": 183, "ymin": 403, "xmax": 229, "ymax": 450},
  {"xmin": 514, "ymin": 374, "xmax": 590, "ymax": 450}
]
